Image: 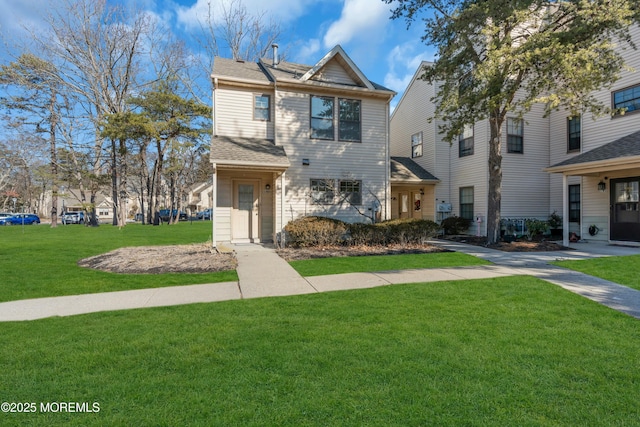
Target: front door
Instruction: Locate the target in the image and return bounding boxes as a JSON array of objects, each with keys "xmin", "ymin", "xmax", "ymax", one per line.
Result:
[
  {"xmin": 232, "ymin": 181, "xmax": 259, "ymax": 242},
  {"xmin": 398, "ymin": 192, "xmax": 410, "ymax": 219},
  {"xmin": 610, "ymin": 177, "xmax": 640, "ymax": 242}
]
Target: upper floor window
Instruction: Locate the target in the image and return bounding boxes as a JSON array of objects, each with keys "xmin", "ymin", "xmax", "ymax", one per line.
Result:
[
  {"xmin": 254, "ymin": 94, "xmax": 270, "ymax": 121},
  {"xmin": 339, "ymin": 99, "xmax": 361, "ymax": 142},
  {"xmin": 411, "ymin": 132, "xmax": 423, "ymax": 158},
  {"xmin": 310, "ymin": 96, "xmax": 334, "ymax": 139},
  {"xmin": 310, "ymin": 179, "xmax": 335, "ymax": 204},
  {"xmin": 567, "ymin": 116, "xmax": 581, "ymax": 152},
  {"xmin": 459, "ymin": 124, "xmax": 474, "ymax": 157},
  {"xmin": 507, "ymin": 117, "xmax": 523, "ymax": 153},
  {"xmin": 613, "ymin": 84, "xmax": 640, "ymax": 114},
  {"xmin": 339, "ymin": 180, "xmax": 362, "ymax": 205}
]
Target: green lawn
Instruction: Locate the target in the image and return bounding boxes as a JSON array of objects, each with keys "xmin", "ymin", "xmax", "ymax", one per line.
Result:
[
  {"xmin": 1, "ymin": 276, "xmax": 639, "ymax": 426},
  {"xmin": 552, "ymin": 254, "xmax": 640, "ymax": 291},
  {"xmin": 289, "ymin": 252, "xmax": 490, "ymax": 276},
  {"xmin": 0, "ymin": 222, "xmax": 237, "ymax": 302}
]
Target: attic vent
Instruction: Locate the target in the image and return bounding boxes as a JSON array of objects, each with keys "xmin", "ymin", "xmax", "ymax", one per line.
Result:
[{"xmin": 236, "ymin": 59, "xmax": 245, "ymax": 63}]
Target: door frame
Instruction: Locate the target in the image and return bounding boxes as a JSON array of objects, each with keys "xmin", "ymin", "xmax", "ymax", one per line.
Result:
[{"xmin": 232, "ymin": 179, "xmax": 261, "ymax": 242}]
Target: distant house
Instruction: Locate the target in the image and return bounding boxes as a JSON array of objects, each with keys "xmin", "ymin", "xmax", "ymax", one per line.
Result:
[
  {"xmin": 391, "ymin": 25, "xmax": 640, "ymax": 245},
  {"xmin": 210, "ymin": 45, "xmax": 395, "ymax": 245}
]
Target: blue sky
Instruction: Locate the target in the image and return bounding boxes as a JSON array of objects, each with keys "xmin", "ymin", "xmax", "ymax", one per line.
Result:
[{"xmin": 0, "ymin": 0, "xmax": 437, "ymax": 108}]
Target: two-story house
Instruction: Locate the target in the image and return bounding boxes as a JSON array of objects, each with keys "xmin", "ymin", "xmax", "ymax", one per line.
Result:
[
  {"xmin": 391, "ymin": 24, "xmax": 640, "ymax": 246},
  {"xmin": 210, "ymin": 45, "xmax": 395, "ymax": 245}
]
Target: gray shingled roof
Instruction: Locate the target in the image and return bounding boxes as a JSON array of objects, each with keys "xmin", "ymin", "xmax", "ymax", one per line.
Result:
[
  {"xmin": 549, "ymin": 129, "xmax": 640, "ymax": 169},
  {"xmin": 212, "ymin": 56, "xmax": 393, "ymax": 92},
  {"xmin": 391, "ymin": 157, "xmax": 439, "ymax": 182},
  {"xmin": 211, "ymin": 136, "xmax": 290, "ymax": 168}
]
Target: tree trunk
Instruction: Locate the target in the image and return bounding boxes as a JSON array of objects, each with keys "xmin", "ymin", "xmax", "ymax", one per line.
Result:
[
  {"xmin": 487, "ymin": 114, "xmax": 503, "ymax": 245},
  {"xmin": 111, "ymin": 138, "xmax": 119, "ymax": 226},
  {"xmin": 49, "ymin": 91, "xmax": 59, "ymax": 228}
]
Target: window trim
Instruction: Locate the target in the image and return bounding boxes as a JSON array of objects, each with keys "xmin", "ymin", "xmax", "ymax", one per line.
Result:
[
  {"xmin": 411, "ymin": 132, "xmax": 423, "ymax": 158},
  {"xmin": 310, "ymin": 95, "xmax": 335, "ymax": 140},
  {"xmin": 507, "ymin": 117, "xmax": 523, "ymax": 154},
  {"xmin": 568, "ymin": 184, "xmax": 580, "ymax": 223},
  {"xmin": 612, "ymin": 83, "xmax": 640, "ymax": 116},
  {"xmin": 567, "ymin": 116, "xmax": 581, "ymax": 153},
  {"xmin": 459, "ymin": 186, "xmax": 474, "ymax": 221},
  {"xmin": 459, "ymin": 124, "xmax": 474, "ymax": 157},
  {"xmin": 253, "ymin": 94, "xmax": 271, "ymax": 121},
  {"xmin": 339, "ymin": 179, "xmax": 362, "ymax": 205},
  {"xmin": 310, "ymin": 179, "xmax": 335, "ymax": 205},
  {"xmin": 338, "ymin": 98, "xmax": 361, "ymax": 142}
]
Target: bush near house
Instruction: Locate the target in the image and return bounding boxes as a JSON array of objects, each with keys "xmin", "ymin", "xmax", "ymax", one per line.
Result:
[
  {"xmin": 441, "ymin": 216, "xmax": 472, "ymax": 235},
  {"xmin": 284, "ymin": 216, "xmax": 440, "ymax": 247}
]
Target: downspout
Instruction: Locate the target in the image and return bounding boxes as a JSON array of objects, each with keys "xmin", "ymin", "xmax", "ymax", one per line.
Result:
[
  {"xmin": 212, "ymin": 78, "xmax": 218, "ymax": 248},
  {"xmin": 562, "ymin": 174, "xmax": 569, "ymax": 247},
  {"xmin": 385, "ymin": 100, "xmax": 391, "ymax": 221}
]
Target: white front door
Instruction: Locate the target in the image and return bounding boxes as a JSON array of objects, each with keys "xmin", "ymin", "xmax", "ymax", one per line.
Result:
[{"xmin": 232, "ymin": 181, "xmax": 259, "ymax": 242}]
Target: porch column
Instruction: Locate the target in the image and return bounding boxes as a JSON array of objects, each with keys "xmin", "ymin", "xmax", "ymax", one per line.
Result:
[
  {"xmin": 212, "ymin": 164, "xmax": 217, "ymax": 249},
  {"xmin": 563, "ymin": 174, "xmax": 569, "ymax": 247},
  {"xmin": 280, "ymin": 171, "xmax": 286, "ymax": 246}
]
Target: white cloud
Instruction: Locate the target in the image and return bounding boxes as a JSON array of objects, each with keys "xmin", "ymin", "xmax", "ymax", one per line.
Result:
[
  {"xmin": 383, "ymin": 42, "xmax": 435, "ymax": 94},
  {"xmin": 322, "ymin": 0, "xmax": 389, "ymax": 48},
  {"xmin": 175, "ymin": 0, "xmax": 317, "ymax": 30},
  {"xmin": 296, "ymin": 38, "xmax": 322, "ymax": 63}
]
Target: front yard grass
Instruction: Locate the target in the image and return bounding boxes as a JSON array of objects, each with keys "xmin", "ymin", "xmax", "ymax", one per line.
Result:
[
  {"xmin": 1, "ymin": 276, "xmax": 639, "ymax": 426},
  {"xmin": 0, "ymin": 222, "xmax": 236, "ymax": 302},
  {"xmin": 289, "ymin": 251, "xmax": 490, "ymax": 276},
  {"xmin": 552, "ymin": 254, "xmax": 640, "ymax": 291}
]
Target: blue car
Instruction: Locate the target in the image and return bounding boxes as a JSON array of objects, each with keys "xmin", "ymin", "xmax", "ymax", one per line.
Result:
[{"xmin": 0, "ymin": 214, "xmax": 41, "ymax": 225}]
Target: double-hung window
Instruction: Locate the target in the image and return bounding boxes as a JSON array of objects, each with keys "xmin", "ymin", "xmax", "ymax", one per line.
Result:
[
  {"xmin": 339, "ymin": 99, "xmax": 361, "ymax": 142},
  {"xmin": 254, "ymin": 94, "xmax": 270, "ymax": 121},
  {"xmin": 459, "ymin": 187, "xmax": 474, "ymax": 221},
  {"xmin": 411, "ymin": 132, "xmax": 423, "ymax": 158},
  {"xmin": 507, "ymin": 118, "xmax": 523, "ymax": 153},
  {"xmin": 567, "ymin": 116, "xmax": 581, "ymax": 152},
  {"xmin": 310, "ymin": 96, "xmax": 334, "ymax": 139},
  {"xmin": 339, "ymin": 180, "xmax": 362, "ymax": 205},
  {"xmin": 459, "ymin": 124, "xmax": 474, "ymax": 157},
  {"xmin": 569, "ymin": 185, "xmax": 580, "ymax": 223},
  {"xmin": 613, "ymin": 83, "xmax": 640, "ymax": 114},
  {"xmin": 310, "ymin": 179, "xmax": 335, "ymax": 204}
]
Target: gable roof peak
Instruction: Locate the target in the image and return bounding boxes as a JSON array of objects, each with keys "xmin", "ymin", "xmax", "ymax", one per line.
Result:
[{"xmin": 299, "ymin": 44, "xmax": 375, "ymax": 90}]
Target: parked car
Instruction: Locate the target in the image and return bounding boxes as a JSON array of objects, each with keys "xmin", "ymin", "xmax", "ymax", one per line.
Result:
[
  {"xmin": 0, "ymin": 212, "xmax": 12, "ymax": 220},
  {"xmin": 62, "ymin": 212, "xmax": 85, "ymax": 224},
  {"xmin": 197, "ymin": 209, "xmax": 212, "ymax": 220},
  {"xmin": 0, "ymin": 213, "xmax": 40, "ymax": 225},
  {"xmin": 159, "ymin": 209, "xmax": 187, "ymax": 222}
]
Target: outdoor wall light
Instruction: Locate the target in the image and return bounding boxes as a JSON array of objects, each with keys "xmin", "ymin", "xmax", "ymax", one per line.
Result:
[
  {"xmin": 598, "ymin": 180, "xmax": 606, "ymax": 192},
  {"xmin": 302, "ymin": 159, "xmax": 310, "ymax": 166},
  {"xmin": 419, "ymin": 188, "xmax": 425, "ymax": 195},
  {"xmin": 265, "ymin": 184, "xmax": 271, "ymax": 191}
]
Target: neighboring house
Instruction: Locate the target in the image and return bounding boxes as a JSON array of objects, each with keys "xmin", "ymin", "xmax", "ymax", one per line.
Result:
[
  {"xmin": 391, "ymin": 24, "xmax": 640, "ymax": 245},
  {"xmin": 210, "ymin": 45, "xmax": 395, "ymax": 245},
  {"xmin": 186, "ymin": 181, "xmax": 213, "ymax": 213}
]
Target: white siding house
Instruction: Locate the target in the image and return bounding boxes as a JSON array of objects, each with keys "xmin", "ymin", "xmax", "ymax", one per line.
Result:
[
  {"xmin": 210, "ymin": 45, "xmax": 395, "ymax": 245},
  {"xmin": 391, "ymin": 24, "xmax": 640, "ymax": 245}
]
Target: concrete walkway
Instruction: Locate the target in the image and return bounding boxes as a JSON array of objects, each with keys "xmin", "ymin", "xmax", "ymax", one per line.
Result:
[{"xmin": 1, "ymin": 240, "xmax": 639, "ymax": 321}]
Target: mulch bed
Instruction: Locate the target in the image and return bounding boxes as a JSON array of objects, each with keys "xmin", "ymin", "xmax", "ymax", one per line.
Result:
[
  {"xmin": 441, "ymin": 235, "xmax": 572, "ymax": 252},
  {"xmin": 276, "ymin": 243, "xmax": 448, "ymax": 261}
]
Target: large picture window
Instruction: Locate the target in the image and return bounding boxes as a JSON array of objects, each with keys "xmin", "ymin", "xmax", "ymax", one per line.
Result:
[
  {"xmin": 411, "ymin": 132, "xmax": 423, "ymax": 158},
  {"xmin": 507, "ymin": 118, "xmax": 523, "ymax": 153},
  {"xmin": 339, "ymin": 180, "xmax": 362, "ymax": 205},
  {"xmin": 254, "ymin": 94, "xmax": 270, "ymax": 121},
  {"xmin": 459, "ymin": 124, "xmax": 474, "ymax": 157},
  {"xmin": 459, "ymin": 187, "xmax": 474, "ymax": 221},
  {"xmin": 339, "ymin": 99, "xmax": 361, "ymax": 142},
  {"xmin": 567, "ymin": 116, "xmax": 581, "ymax": 152},
  {"xmin": 310, "ymin": 96, "xmax": 334, "ymax": 139},
  {"xmin": 613, "ymin": 84, "xmax": 640, "ymax": 114}
]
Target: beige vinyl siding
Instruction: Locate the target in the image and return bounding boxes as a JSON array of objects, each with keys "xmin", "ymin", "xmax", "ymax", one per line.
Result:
[
  {"xmin": 215, "ymin": 87, "xmax": 275, "ymax": 139},
  {"xmin": 215, "ymin": 177, "xmax": 232, "ymax": 241},
  {"xmin": 501, "ymin": 102, "xmax": 550, "ymax": 219},
  {"xmin": 312, "ymin": 59, "xmax": 358, "ymax": 86},
  {"xmin": 276, "ymin": 88, "xmax": 387, "ymax": 224}
]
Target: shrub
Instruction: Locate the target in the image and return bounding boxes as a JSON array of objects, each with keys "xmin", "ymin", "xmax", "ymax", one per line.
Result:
[
  {"xmin": 284, "ymin": 216, "xmax": 348, "ymax": 247},
  {"xmin": 348, "ymin": 219, "xmax": 440, "ymax": 246},
  {"xmin": 525, "ymin": 219, "xmax": 549, "ymax": 241},
  {"xmin": 441, "ymin": 216, "xmax": 471, "ymax": 235}
]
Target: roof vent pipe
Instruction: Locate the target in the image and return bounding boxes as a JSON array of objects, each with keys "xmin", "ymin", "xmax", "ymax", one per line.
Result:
[{"xmin": 272, "ymin": 43, "xmax": 279, "ymax": 68}]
